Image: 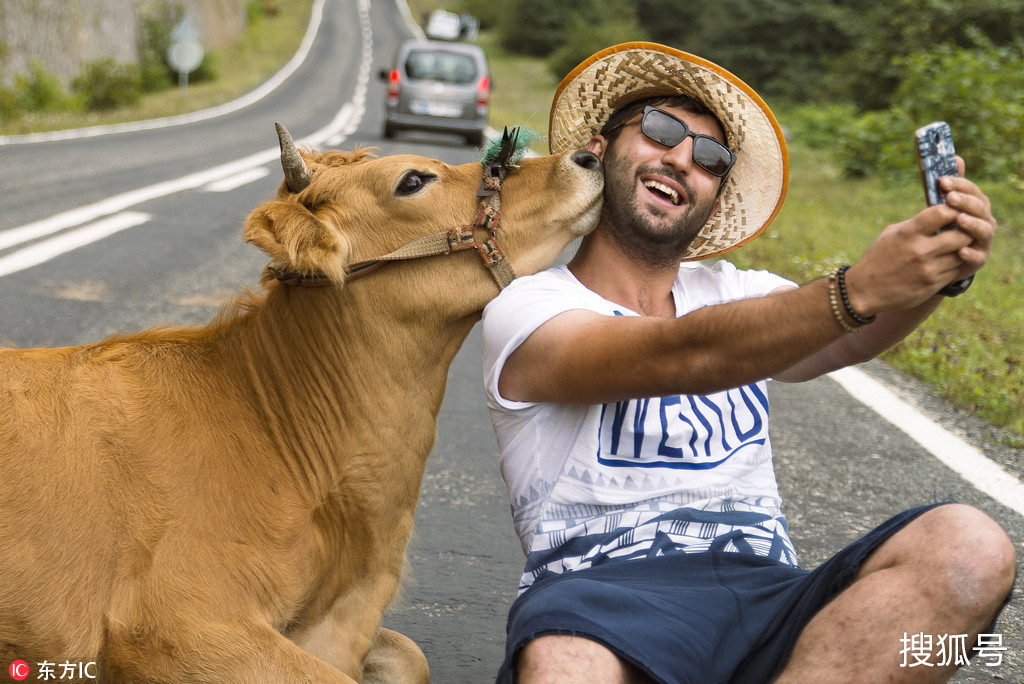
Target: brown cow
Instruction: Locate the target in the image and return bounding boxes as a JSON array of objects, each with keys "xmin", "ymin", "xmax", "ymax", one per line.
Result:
[{"xmin": 0, "ymin": 125, "xmax": 603, "ymax": 682}]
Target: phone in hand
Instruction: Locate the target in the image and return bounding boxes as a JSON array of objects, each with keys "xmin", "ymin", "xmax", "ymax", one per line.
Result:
[
  {"xmin": 915, "ymin": 121, "xmax": 974, "ymax": 295},
  {"xmin": 915, "ymin": 121, "xmax": 959, "ymax": 231}
]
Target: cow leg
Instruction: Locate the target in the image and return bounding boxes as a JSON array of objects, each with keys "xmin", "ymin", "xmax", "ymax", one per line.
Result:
[
  {"xmin": 362, "ymin": 628, "xmax": 429, "ymax": 684},
  {"xmin": 101, "ymin": 619, "xmax": 358, "ymax": 683}
]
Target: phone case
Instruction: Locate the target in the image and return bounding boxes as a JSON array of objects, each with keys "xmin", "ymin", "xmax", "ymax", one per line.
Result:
[{"xmin": 915, "ymin": 121, "xmax": 958, "ymax": 207}]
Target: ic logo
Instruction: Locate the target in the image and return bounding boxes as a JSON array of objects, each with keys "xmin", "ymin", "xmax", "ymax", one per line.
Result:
[{"xmin": 8, "ymin": 661, "xmax": 29, "ymax": 681}]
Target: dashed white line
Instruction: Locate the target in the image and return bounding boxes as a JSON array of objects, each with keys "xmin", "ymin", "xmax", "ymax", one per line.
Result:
[
  {"xmin": 203, "ymin": 166, "xmax": 270, "ymax": 192},
  {"xmin": 0, "ymin": 212, "xmax": 151, "ymax": 278}
]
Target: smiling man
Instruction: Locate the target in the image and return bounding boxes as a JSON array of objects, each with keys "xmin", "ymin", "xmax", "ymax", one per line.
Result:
[{"xmin": 481, "ymin": 43, "xmax": 1013, "ymax": 683}]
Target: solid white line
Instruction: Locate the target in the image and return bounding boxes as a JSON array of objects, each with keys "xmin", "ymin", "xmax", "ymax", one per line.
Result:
[
  {"xmin": 203, "ymin": 166, "xmax": 270, "ymax": 192},
  {"xmin": 829, "ymin": 366, "xmax": 1024, "ymax": 516},
  {"xmin": 0, "ymin": 0, "xmax": 328, "ymax": 146},
  {"xmin": 0, "ymin": 212, "xmax": 151, "ymax": 278}
]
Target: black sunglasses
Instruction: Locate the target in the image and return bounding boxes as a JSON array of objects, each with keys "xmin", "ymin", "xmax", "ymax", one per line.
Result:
[{"xmin": 605, "ymin": 106, "xmax": 736, "ymax": 178}]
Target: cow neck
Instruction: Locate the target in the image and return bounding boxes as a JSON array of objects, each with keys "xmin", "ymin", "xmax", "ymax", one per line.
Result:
[{"xmin": 220, "ymin": 278, "xmax": 476, "ymax": 502}]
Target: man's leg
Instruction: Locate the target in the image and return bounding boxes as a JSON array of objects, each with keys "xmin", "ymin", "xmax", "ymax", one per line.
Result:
[
  {"xmin": 517, "ymin": 635, "xmax": 654, "ymax": 684},
  {"xmin": 775, "ymin": 504, "xmax": 1015, "ymax": 683}
]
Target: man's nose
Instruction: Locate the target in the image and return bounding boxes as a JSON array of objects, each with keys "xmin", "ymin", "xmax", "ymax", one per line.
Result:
[{"xmin": 660, "ymin": 136, "xmax": 696, "ymax": 172}]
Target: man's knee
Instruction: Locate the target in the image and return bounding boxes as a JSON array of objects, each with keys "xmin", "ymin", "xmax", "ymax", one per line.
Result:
[
  {"xmin": 517, "ymin": 635, "xmax": 650, "ymax": 684},
  {"xmin": 872, "ymin": 504, "xmax": 1015, "ymax": 608}
]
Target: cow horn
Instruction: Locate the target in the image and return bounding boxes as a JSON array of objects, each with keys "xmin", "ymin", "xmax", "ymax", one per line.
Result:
[{"xmin": 275, "ymin": 122, "xmax": 311, "ymax": 193}]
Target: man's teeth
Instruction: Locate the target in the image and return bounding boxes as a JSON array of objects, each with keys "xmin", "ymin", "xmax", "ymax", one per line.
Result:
[{"xmin": 642, "ymin": 180, "xmax": 680, "ymax": 205}]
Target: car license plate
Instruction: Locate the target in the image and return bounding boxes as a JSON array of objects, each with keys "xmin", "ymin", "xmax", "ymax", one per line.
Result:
[{"xmin": 410, "ymin": 99, "xmax": 462, "ymax": 117}]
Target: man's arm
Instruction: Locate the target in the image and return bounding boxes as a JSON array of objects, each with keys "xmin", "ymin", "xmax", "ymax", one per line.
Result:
[{"xmin": 499, "ymin": 171, "xmax": 995, "ymax": 404}]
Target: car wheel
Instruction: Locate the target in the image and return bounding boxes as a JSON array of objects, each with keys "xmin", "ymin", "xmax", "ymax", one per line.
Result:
[{"xmin": 466, "ymin": 130, "xmax": 485, "ymax": 147}]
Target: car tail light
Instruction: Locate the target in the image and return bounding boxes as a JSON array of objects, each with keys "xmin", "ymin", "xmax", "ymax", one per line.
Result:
[
  {"xmin": 387, "ymin": 69, "xmax": 401, "ymax": 106},
  {"xmin": 476, "ymin": 75, "xmax": 490, "ymax": 115}
]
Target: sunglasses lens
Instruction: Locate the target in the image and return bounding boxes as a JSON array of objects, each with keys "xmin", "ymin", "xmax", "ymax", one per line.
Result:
[
  {"xmin": 693, "ymin": 137, "xmax": 734, "ymax": 177},
  {"xmin": 642, "ymin": 109, "xmax": 686, "ymax": 147},
  {"xmin": 642, "ymin": 107, "xmax": 734, "ymax": 177}
]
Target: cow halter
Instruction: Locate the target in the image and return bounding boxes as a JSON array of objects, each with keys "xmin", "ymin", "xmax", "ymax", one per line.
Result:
[{"xmin": 267, "ymin": 124, "xmax": 520, "ymax": 290}]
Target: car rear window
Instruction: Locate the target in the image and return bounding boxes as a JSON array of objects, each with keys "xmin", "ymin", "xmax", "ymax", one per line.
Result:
[{"xmin": 404, "ymin": 50, "xmax": 478, "ymax": 84}]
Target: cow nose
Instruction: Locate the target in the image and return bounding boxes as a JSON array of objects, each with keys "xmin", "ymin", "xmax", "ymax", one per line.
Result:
[{"xmin": 571, "ymin": 150, "xmax": 601, "ymax": 171}]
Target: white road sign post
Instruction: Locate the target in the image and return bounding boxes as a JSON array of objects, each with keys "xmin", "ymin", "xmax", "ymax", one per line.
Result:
[{"xmin": 167, "ymin": 16, "xmax": 204, "ymax": 97}]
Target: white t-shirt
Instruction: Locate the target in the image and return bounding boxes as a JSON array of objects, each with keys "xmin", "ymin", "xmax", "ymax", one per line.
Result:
[{"xmin": 482, "ymin": 261, "xmax": 799, "ymax": 593}]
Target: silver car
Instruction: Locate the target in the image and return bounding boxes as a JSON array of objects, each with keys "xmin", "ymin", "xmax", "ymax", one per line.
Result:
[{"xmin": 380, "ymin": 40, "xmax": 491, "ymax": 146}]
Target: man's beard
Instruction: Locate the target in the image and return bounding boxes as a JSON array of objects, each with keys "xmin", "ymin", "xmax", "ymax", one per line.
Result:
[{"xmin": 601, "ymin": 155, "xmax": 719, "ymax": 270}]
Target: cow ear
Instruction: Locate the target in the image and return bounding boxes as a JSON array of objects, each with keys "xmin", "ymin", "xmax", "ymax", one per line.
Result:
[{"xmin": 244, "ymin": 200, "xmax": 351, "ymax": 285}]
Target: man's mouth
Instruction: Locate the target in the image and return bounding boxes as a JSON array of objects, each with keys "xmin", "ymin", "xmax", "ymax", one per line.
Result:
[{"xmin": 642, "ymin": 179, "xmax": 681, "ymax": 206}]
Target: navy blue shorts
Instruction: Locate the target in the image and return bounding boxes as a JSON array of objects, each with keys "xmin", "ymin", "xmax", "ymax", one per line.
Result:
[{"xmin": 497, "ymin": 503, "xmax": 946, "ymax": 684}]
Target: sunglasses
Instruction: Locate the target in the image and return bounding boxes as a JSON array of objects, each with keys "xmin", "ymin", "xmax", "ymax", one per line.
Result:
[{"xmin": 605, "ymin": 106, "xmax": 736, "ymax": 178}]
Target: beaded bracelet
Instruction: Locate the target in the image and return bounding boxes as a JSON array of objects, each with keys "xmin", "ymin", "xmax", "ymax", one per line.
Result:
[
  {"xmin": 828, "ymin": 269, "xmax": 863, "ymax": 333},
  {"xmin": 835, "ymin": 265, "xmax": 877, "ymax": 326}
]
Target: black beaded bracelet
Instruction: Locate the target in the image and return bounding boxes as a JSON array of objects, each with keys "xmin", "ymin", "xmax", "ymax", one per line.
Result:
[{"xmin": 836, "ymin": 265, "xmax": 876, "ymax": 326}]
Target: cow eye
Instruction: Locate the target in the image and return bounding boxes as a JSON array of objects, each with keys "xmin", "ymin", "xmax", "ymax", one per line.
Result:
[{"xmin": 396, "ymin": 171, "xmax": 436, "ymax": 197}]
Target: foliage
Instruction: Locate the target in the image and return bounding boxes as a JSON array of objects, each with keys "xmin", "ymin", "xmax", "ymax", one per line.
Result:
[
  {"xmin": 891, "ymin": 34, "xmax": 1024, "ymax": 180},
  {"xmin": 139, "ymin": 1, "xmax": 183, "ymax": 92},
  {"xmin": 635, "ymin": 0, "xmax": 854, "ymax": 103},
  {"xmin": 15, "ymin": 59, "xmax": 71, "ymax": 112},
  {"xmin": 546, "ymin": 3, "xmax": 647, "ymax": 80},
  {"xmin": 819, "ymin": 0, "xmax": 1024, "ymax": 110},
  {"xmin": 813, "ymin": 37, "xmax": 1024, "ymax": 181},
  {"xmin": 0, "ymin": 86, "xmax": 17, "ymax": 121},
  {"xmin": 138, "ymin": 1, "xmax": 217, "ymax": 93},
  {"xmin": 71, "ymin": 59, "xmax": 142, "ymax": 111}
]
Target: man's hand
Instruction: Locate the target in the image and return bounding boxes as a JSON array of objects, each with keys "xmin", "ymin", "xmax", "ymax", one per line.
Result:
[{"xmin": 845, "ymin": 158, "xmax": 995, "ymax": 316}]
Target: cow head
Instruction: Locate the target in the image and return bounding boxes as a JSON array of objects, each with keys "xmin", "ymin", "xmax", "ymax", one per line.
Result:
[{"xmin": 244, "ymin": 124, "xmax": 603, "ymax": 293}]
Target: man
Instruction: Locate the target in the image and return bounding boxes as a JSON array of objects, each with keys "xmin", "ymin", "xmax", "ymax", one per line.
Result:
[{"xmin": 481, "ymin": 43, "xmax": 1015, "ymax": 683}]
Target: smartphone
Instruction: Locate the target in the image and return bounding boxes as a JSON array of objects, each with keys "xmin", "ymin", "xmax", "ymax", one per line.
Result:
[{"xmin": 915, "ymin": 121, "xmax": 959, "ymax": 231}]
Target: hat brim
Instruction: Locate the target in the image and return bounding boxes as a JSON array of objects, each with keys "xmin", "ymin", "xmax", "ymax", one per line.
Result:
[{"xmin": 549, "ymin": 42, "xmax": 788, "ymax": 261}]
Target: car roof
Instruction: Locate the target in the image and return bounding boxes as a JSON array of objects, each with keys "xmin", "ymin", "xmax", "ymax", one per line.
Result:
[{"xmin": 397, "ymin": 39, "xmax": 486, "ymax": 59}]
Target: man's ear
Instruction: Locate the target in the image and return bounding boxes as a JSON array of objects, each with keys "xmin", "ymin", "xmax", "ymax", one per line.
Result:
[
  {"xmin": 244, "ymin": 200, "xmax": 350, "ymax": 285},
  {"xmin": 586, "ymin": 135, "xmax": 607, "ymax": 159}
]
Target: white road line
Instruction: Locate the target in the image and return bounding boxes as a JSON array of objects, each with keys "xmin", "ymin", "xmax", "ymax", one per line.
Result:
[
  {"xmin": 203, "ymin": 166, "xmax": 270, "ymax": 192},
  {"xmin": 830, "ymin": 366, "xmax": 1024, "ymax": 516},
  {"xmin": 0, "ymin": 212, "xmax": 151, "ymax": 278},
  {"xmin": 0, "ymin": 0, "xmax": 328, "ymax": 146}
]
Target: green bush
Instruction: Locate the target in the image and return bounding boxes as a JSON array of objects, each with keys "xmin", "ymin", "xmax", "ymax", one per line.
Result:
[
  {"xmin": 835, "ymin": 107, "xmax": 916, "ymax": 179},
  {"xmin": 546, "ymin": 4, "xmax": 647, "ymax": 80},
  {"xmin": 496, "ymin": 0, "xmax": 593, "ymax": 58},
  {"xmin": 892, "ymin": 34, "xmax": 1024, "ymax": 180},
  {"xmin": 72, "ymin": 59, "xmax": 142, "ymax": 111},
  {"xmin": 15, "ymin": 59, "xmax": 70, "ymax": 112},
  {"xmin": 138, "ymin": 1, "xmax": 183, "ymax": 93},
  {"xmin": 0, "ymin": 85, "xmax": 18, "ymax": 121},
  {"xmin": 831, "ymin": 35, "xmax": 1024, "ymax": 181}
]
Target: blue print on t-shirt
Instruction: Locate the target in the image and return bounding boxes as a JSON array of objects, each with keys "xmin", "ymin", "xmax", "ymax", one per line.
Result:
[{"xmin": 596, "ymin": 385, "xmax": 769, "ymax": 469}]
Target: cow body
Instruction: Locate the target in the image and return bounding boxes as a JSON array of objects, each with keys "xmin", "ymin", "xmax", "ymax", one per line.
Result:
[{"xmin": 0, "ymin": 138, "xmax": 603, "ymax": 682}]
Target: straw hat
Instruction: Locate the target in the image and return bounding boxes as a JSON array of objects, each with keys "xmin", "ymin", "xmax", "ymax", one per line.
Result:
[{"xmin": 549, "ymin": 42, "xmax": 788, "ymax": 260}]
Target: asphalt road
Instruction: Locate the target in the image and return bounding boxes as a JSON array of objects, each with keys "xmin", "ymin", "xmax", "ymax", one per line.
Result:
[{"xmin": 1, "ymin": 1, "xmax": 1020, "ymax": 682}]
